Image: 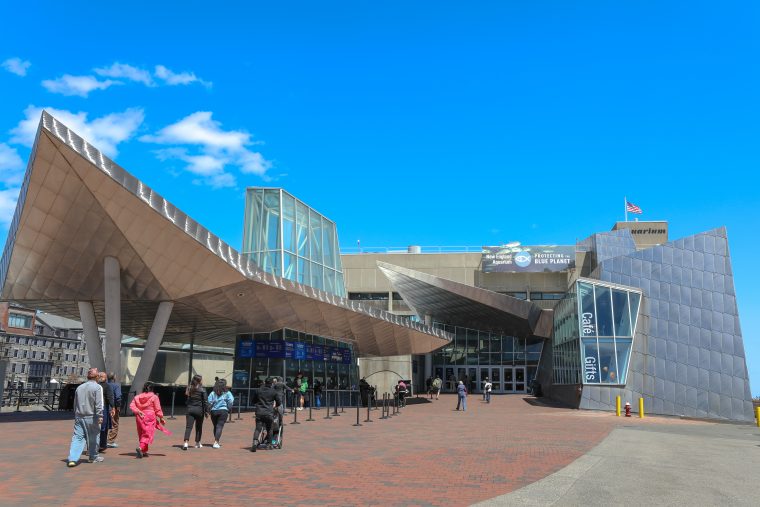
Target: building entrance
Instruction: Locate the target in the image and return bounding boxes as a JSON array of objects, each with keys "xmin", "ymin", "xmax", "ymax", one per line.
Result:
[{"xmin": 476, "ymin": 366, "xmax": 527, "ymax": 394}]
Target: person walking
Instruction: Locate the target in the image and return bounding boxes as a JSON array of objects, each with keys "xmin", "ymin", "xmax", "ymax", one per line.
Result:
[
  {"xmin": 183, "ymin": 374, "xmax": 208, "ymax": 450},
  {"xmin": 130, "ymin": 381, "xmax": 171, "ymax": 458},
  {"xmin": 313, "ymin": 379, "xmax": 323, "ymax": 408},
  {"xmin": 432, "ymin": 375, "xmax": 442, "ymax": 400},
  {"xmin": 66, "ymin": 368, "xmax": 104, "ymax": 467},
  {"xmin": 455, "ymin": 380, "xmax": 468, "ymax": 411},
  {"xmin": 396, "ymin": 380, "xmax": 407, "ymax": 408},
  {"xmin": 250, "ymin": 377, "xmax": 283, "ymax": 452},
  {"xmin": 484, "ymin": 377, "xmax": 493, "ymax": 404},
  {"xmin": 208, "ymin": 379, "xmax": 234, "ymax": 449},
  {"xmin": 106, "ymin": 372, "xmax": 122, "ymax": 448},
  {"xmin": 299, "ymin": 375, "xmax": 309, "ymax": 410},
  {"xmin": 97, "ymin": 371, "xmax": 115, "ymax": 453}
]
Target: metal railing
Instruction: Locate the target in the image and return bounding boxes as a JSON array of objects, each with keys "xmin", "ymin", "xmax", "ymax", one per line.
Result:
[{"xmin": 2, "ymin": 387, "xmax": 68, "ymax": 411}]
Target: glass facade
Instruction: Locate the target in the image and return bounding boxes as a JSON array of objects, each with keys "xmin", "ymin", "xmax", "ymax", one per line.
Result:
[
  {"xmin": 431, "ymin": 322, "xmax": 543, "ymax": 393},
  {"xmin": 552, "ymin": 279, "xmax": 641, "ymax": 386},
  {"xmin": 232, "ymin": 328, "xmax": 358, "ymax": 408},
  {"xmin": 242, "ymin": 188, "xmax": 346, "ymax": 297}
]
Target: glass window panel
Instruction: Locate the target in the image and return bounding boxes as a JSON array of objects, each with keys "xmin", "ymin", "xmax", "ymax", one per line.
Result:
[
  {"xmin": 598, "ymin": 338, "xmax": 617, "ymax": 383},
  {"xmin": 325, "ymin": 269, "xmax": 336, "ymax": 294},
  {"xmin": 296, "ymin": 202, "xmax": 309, "ymax": 257},
  {"xmin": 615, "ymin": 338, "xmax": 633, "ymax": 384},
  {"xmin": 309, "ymin": 210, "xmax": 323, "ymax": 263},
  {"xmin": 581, "ymin": 338, "xmax": 600, "ymax": 383},
  {"xmin": 264, "ymin": 190, "xmax": 281, "ymax": 251},
  {"xmin": 283, "ymin": 253, "xmax": 296, "ymax": 281},
  {"xmin": 323, "ymin": 221, "xmax": 336, "ymax": 269},
  {"xmin": 578, "ymin": 282, "xmax": 597, "ymax": 339},
  {"xmin": 297, "ymin": 257, "xmax": 310, "ymax": 285},
  {"xmin": 612, "ymin": 289, "xmax": 632, "ymax": 337},
  {"xmin": 595, "ymin": 285, "xmax": 614, "ymax": 336},
  {"xmin": 282, "ymin": 194, "xmax": 296, "ymax": 253},
  {"xmin": 629, "ymin": 292, "xmax": 641, "ymax": 333},
  {"xmin": 310, "ymin": 262, "xmax": 324, "ymax": 291},
  {"xmin": 335, "ymin": 272, "xmax": 345, "ymax": 297}
]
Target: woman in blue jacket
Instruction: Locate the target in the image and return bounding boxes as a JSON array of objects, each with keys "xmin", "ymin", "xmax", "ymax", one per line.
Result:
[{"xmin": 208, "ymin": 379, "xmax": 234, "ymax": 449}]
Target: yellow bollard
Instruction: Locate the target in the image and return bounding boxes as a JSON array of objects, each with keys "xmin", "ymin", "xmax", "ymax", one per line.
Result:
[
  {"xmin": 639, "ymin": 397, "xmax": 645, "ymax": 418},
  {"xmin": 755, "ymin": 406, "xmax": 760, "ymax": 427},
  {"xmin": 616, "ymin": 395, "xmax": 621, "ymax": 417}
]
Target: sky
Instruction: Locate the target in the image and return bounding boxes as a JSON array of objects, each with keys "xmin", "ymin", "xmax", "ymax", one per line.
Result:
[{"xmin": 0, "ymin": 1, "xmax": 758, "ymax": 393}]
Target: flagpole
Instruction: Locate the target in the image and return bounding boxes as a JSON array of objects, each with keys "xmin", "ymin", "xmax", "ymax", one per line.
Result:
[{"xmin": 624, "ymin": 196, "xmax": 628, "ymax": 222}]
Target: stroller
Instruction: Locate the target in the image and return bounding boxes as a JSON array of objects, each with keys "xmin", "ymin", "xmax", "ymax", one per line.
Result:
[{"xmin": 254, "ymin": 409, "xmax": 285, "ymax": 450}]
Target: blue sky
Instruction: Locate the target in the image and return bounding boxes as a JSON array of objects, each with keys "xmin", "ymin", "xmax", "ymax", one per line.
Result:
[{"xmin": 1, "ymin": 2, "xmax": 758, "ymax": 392}]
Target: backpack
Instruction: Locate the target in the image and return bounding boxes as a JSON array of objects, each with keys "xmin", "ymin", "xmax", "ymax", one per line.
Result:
[{"xmin": 433, "ymin": 378, "xmax": 441, "ymax": 389}]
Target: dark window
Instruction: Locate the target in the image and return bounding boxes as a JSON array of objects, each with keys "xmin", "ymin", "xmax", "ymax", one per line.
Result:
[
  {"xmin": 348, "ymin": 292, "xmax": 390, "ymax": 301},
  {"xmin": 530, "ymin": 292, "xmax": 565, "ymax": 300},
  {"xmin": 501, "ymin": 292, "xmax": 528, "ymax": 300}
]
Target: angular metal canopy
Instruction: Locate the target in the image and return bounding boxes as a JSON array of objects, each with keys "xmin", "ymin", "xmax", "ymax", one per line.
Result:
[
  {"xmin": 0, "ymin": 112, "xmax": 450, "ymax": 355},
  {"xmin": 378, "ymin": 261, "xmax": 553, "ymax": 338}
]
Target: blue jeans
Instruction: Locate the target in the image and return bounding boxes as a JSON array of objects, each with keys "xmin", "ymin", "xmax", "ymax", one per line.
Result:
[
  {"xmin": 67, "ymin": 416, "xmax": 100, "ymax": 463},
  {"xmin": 456, "ymin": 395, "xmax": 467, "ymax": 411},
  {"xmin": 315, "ymin": 394, "xmax": 321, "ymax": 407},
  {"xmin": 486, "ymin": 391, "xmax": 491, "ymax": 403}
]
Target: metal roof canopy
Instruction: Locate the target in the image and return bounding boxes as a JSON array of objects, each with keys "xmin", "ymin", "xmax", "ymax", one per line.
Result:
[
  {"xmin": 0, "ymin": 112, "xmax": 450, "ymax": 355},
  {"xmin": 378, "ymin": 261, "xmax": 553, "ymax": 338}
]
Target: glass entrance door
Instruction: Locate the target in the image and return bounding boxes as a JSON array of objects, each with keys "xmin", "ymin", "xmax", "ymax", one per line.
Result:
[
  {"xmin": 504, "ymin": 368, "xmax": 514, "ymax": 392},
  {"xmin": 514, "ymin": 367, "xmax": 526, "ymax": 393}
]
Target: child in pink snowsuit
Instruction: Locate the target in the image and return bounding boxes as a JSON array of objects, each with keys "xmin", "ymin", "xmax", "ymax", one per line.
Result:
[{"xmin": 129, "ymin": 382, "xmax": 171, "ymax": 458}]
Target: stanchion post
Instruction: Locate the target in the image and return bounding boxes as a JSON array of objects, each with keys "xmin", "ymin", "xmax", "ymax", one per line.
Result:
[
  {"xmin": 291, "ymin": 401, "xmax": 301, "ymax": 424},
  {"xmin": 333, "ymin": 389, "xmax": 340, "ymax": 416},
  {"xmin": 365, "ymin": 396, "xmax": 373, "ymax": 423},
  {"xmin": 639, "ymin": 397, "xmax": 645, "ymax": 418},
  {"xmin": 306, "ymin": 389, "xmax": 315, "ymax": 422},
  {"xmin": 353, "ymin": 391, "xmax": 362, "ymax": 427},
  {"xmin": 340, "ymin": 390, "xmax": 345, "ymax": 413},
  {"xmin": 373, "ymin": 386, "xmax": 379, "ymax": 411},
  {"xmin": 236, "ymin": 396, "xmax": 242, "ymax": 420},
  {"xmin": 615, "ymin": 395, "xmax": 621, "ymax": 417},
  {"xmin": 324, "ymin": 390, "xmax": 332, "ymax": 420},
  {"xmin": 169, "ymin": 390, "xmax": 176, "ymax": 420}
]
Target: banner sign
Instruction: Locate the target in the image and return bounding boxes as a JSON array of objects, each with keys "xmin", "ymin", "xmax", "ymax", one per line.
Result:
[
  {"xmin": 237, "ymin": 338, "xmax": 351, "ymax": 364},
  {"xmin": 481, "ymin": 245, "xmax": 575, "ymax": 273}
]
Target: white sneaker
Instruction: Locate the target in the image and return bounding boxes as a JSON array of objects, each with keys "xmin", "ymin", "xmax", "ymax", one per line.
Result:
[
  {"xmin": 212, "ymin": 442, "xmax": 220, "ymax": 449},
  {"xmin": 196, "ymin": 443, "xmax": 203, "ymax": 448},
  {"xmin": 182, "ymin": 442, "xmax": 188, "ymax": 451},
  {"xmin": 296, "ymin": 407, "xmax": 303, "ymax": 411}
]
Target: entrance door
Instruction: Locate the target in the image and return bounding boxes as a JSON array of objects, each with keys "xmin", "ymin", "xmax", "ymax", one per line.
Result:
[
  {"xmin": 514, "ymin": 367, "xmax": 526, "ymax": 393},
  {"xmin": 504, "ymin": 368, "xmax": 514, "ymax": 393},
  {"xmin": 490, "ymin": 367, "xmax": 502, "ymax": 393}
]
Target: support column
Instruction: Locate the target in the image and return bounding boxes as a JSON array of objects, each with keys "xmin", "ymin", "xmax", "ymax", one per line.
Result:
[
  {"xmin": 424, "ymin": 353, "xmax": 433, "ymax": 380},
  {"xmin": 104, "ymin": 256, "xmax": 121, "ymax": 375},
  {"xmin": 130, "ymin": 301, "xmax": 173, "ymax": 397},
  {"xmin": 77, "ymin": 301, "xmax": 105, "ymax": 372},
  {"xmin": 187, "ymin": 335, "xmax": 195, "ymax": 385}
]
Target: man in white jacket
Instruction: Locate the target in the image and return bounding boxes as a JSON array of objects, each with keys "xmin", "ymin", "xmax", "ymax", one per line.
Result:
[{"xmin": 484, "ymin": 378, "xmax": 493, "ymax": 404}]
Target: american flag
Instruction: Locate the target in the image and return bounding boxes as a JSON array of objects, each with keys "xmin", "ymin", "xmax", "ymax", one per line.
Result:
[{"xmin": 626, "ymin": 201, "xmax": 643, "ymax": 214}]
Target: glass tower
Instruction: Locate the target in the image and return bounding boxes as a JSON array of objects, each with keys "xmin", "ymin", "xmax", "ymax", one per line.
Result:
[{"xmin": 242, "ymin": 188, "xmax": 346, "ymax": 297}]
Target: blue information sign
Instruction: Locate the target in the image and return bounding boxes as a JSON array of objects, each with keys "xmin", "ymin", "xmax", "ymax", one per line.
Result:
[{"xmin": 237, "ymin": 338, "xmax": 254, "ymax": 358}]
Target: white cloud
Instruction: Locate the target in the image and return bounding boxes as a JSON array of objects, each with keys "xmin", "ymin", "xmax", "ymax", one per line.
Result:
[
  {"xmin": 0, "ymin": 143, "xmax": 24, "ymax": 187},
  {"xmin": 142, "ymin": 112, "xmax": 270, "ymax": 188},
  {"xmin": 0, "ymin": 187, "xmax": 20, "ymax": 227},
  {"xmin": 42, "ymin": 74, "xmax": 119, "ymax": 97},
  {"xmin": 155, "ymin": 65, "xmax": 212, "ymax": 88},
  {"xmin": 2, "ymin": 57, "xmax": 31, "ymax": 76},
  {"xmin": 94, "ymin": 62, "xmax": 154, "ymax": 86},
  {"xmin": 141, "ymin": 111, "xmax": 247, "ymax": 149},
  {"xmin": 11, "ymin": 105, "xmax": 145, "ymax": 157}
]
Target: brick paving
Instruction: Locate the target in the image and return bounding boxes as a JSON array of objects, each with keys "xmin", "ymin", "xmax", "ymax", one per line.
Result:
[{"xmin": 0, "ymin": 394, "xmax": 700, "ymax": 506}]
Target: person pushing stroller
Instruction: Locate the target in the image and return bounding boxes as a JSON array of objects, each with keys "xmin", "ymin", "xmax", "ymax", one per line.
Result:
[{"xmin": 250, "ymin": 377, "xmax": 283, "ymax": 452}]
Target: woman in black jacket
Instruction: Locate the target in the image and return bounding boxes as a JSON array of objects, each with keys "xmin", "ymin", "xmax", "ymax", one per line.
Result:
[{"xmin": 183, "ymin": 374, "xmax": 208, "ymax": 450}]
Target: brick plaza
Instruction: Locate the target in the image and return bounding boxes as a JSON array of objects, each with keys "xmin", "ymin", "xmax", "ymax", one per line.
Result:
[{"xmin": 0, "ymin": 394, "xmax": 701, "ymax": 506}]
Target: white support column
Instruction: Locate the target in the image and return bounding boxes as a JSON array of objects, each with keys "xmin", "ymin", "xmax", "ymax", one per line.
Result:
[
  {"xmin": 77, "ymin": 301, "xmax": 105, "ymax": 372},
  {"xmin": 104, "ymin": 256, "xmax": 122, "ymax": 375},
  {"xmin": 424, "ymin": 353, "xmax": 433, "ymax": 380},
  {"xmin": 130, "ymin": 301, "xmax": 173, "ymax": 399}
]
